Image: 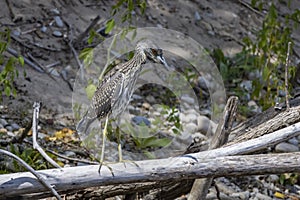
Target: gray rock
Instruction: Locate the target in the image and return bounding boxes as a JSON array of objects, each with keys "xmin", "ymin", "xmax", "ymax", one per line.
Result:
[
  {"xmin": 0, "ymin": 124, "xmax": 3, "ymax": 129},
  {"xmin": 181, "ymin": 95, "xmax": 195, "ymax": 105},
  {"xmin": 183, "ymin": 123, "xmax": 198, "ymax": 133},
  {"xmin": 198, "ymin": 76, "xmax": 208, "ymax": 90},
  {"xmin": 288, "ymin": 137, "xmax": 299, "ymax": 146},
  {"xmin": 142, "ymin": 102, "xmax": 151, "ymax": 110},
  {"xmin": 132, "ymin": 94, "xmax": 143, "ymax": 100},
  {"xmin": 248, "ymin": 100, "xmax": 261, "ymax": 113},
  {"xmin": 267, "ymin": 174, "xmax": 279, "ymax": 182},
  {"xmin": 127, "ymin": 105, "xmax": 141, "ymax": 115},
  {"xmin": 275, "ymin": 142, "xmax": 299, "ymax": 153},
  {"xmin": 131, "ymin": 116, "xmax": 151, "ymax": 126},
  {"xmin": 208, "ymin": 30, "xmax": 215, "ymax": 36},
  {"xmin": 5, "ymin": 126, "xmax": 12, "ymax": 132},
  {"xmin": 11, "ymin": 123, "xmax": 20, "ymax": 131},
  {"xmin": 0, "ymin": 118, "xmax": 8, "ymax": 126},
  {"xmin": 240, "ymin": 80, "xmax": 252, "ymax": 92},
  {"xmin": 146, "ymin": 95, "xmax": 156, "ymax": 104},
  {"xmin": 197, "ymin": 115, "xmax": 210, "ymax": 133},
  {"xmin": 54, "ymin": 16, "xmax": 64, "ymax": 27},
  {"xmin": 184, "ymin": 113, "xmax": 198, "ymax": 123},
  {"xmin": 194, "ymin": 11, "xmax": 201, "ymax": 21},
  {"xmin": 40, "ymin": 26, "xmax": 47, "ymax": 33},
  {"xmin": 64, "ymin": 151, "xmax": 76, "ymax": 157},
  {"xmin": 52, "ymin": 30, "xmax": 63, "ymax": 37},
  {"xmin": 254, "ymin": 192, "xmax": 273, "ymax": 200},
  {"xmin": 50, "ymin": 8, "xmax": 60, "ymax": 15},
  {"xmin": 12, "ymin": 30, "xmax": 21, "ymax": 36}
]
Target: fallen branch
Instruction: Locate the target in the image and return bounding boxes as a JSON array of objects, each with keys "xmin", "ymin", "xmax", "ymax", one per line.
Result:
[
  {"xmin": 0, "ymin": 152, "xmax": 299, "ymax": 199},
  {"xmin": 189, "ymin": 96, "xmax": 239, "ymax": 200},
  {"xmin": 1, "ymin": 121, "xmax": 300, "ymax": 198},
  {"xmin": 32, "ymin": 102, "xmax": 62, "ymax": 169},
  {"xmin": 0, "ymin": 149, "xmax": 62, "ymax": 200}
]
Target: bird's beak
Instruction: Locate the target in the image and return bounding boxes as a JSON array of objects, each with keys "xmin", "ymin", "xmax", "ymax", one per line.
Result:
[{"xmin": 157, "ymin": 55, "xmax": 169, "ymax": 69}]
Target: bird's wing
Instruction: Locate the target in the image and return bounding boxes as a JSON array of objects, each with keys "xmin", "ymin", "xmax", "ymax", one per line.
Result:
[{"xmin": 92, "ymin": 71, "xmax": 124, "ymax": 119}]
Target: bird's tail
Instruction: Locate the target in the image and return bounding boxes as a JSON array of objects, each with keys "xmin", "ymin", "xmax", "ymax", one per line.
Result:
[{"xmin": 76, "ymin": 109, "xmax": 97, "ymax": 136}]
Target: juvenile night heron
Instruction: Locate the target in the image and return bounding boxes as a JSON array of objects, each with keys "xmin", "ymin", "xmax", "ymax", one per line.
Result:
[{"xmin": 76, "ymin": 39, "xmax": 168, "ymax": 172}]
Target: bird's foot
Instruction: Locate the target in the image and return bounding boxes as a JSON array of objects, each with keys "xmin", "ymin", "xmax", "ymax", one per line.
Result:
[
  {"xmin": 98, "ymin": 162, "xmax": 115, "ymax": 176},
  {"xmin": 119, "ymin": 159, "xmax": 139, "ymax": 168}
]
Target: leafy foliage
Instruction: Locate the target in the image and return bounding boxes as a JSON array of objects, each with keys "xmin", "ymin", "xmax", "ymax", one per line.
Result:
[
  {"xmin": 0, "ymin": 29, "xmax": 24, "ymax": 101},
  {"xmin": 244, "ymin": 1, "xmax": 299, "ymax": 109},
  {"xmin": 213, "ymin": 1, "xmax": 299, "ymax": 111}
]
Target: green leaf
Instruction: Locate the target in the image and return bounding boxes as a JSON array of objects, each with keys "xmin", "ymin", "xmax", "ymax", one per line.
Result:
[
  {"xmin": 85, "ymin": 83, "xmax": 97, "ymax": 100},
  {"xmin": 105, "ymin": 19, "xmax": 115, "ymax": 34},
  {"xmin": 143, "ymin": 137, "xmax": 171, "ymax": 148},
  {"xmin": 128, "ymin": 0, "xmax": 133, "ymax": 11},
  {"xmin": 79, "ymin": 48, "xmax": 94, "ymax": 67},
  {"xmin": 4, "ymin": 86, "xmax": 10, "ymax": 97},
  {"xmin": 18, "ymin": 56, "xmax": 24, "ymax": 66}
]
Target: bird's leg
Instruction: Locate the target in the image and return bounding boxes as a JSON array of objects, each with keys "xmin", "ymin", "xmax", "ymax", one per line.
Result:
[
  {"xmin": 98, "ymin": 116, "xmax": 109, "ymax": 174},
  {"xmin": 116, "ymin": 126, "xmax": 123, "ymax": 162},
  {"xmin": 116, "ymin": 125, "xmax": 139, "ymax": 168}
]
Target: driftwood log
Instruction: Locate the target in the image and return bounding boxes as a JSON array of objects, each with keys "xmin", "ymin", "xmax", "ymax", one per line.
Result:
[
  {"xmin": 0, "ymin": 98, "xmax": 300, "ymax": 199},
  {"xmin": 0, "ymin": 118, "xmax": 300, "ymax": 199}
]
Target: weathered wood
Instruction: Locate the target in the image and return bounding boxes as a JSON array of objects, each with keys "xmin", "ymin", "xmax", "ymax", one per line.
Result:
[
  {"xmin": 1, "ymin": 121, "xmax": 300, "ymax": 199},
  {"xmin": 189, "ymin": 96, "xmax": 239, "ymax": 200},
  {"xmin": 1, "ymin": 152, "xmax": 299, "ymax": 199},
  {"xmin": 229, "ymin": 98, "xmax": 300, "ymax": 139},
  {"xmin": 226, "ymin": 103, "xmax": 300, "ymax": 146}
]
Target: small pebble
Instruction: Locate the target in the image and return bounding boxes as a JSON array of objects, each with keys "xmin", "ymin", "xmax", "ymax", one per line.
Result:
[
  {"xmin": 12, "ymin": 30, "xmax": 21, "ymax": 36},
  {"xmin": 198, "ymin": 76, "xmax": 208, "ymax": 90},
  {"xmin": 275, "ymin": 142, "xmax": 299, "ymax": 153},
  {"xmin": 11, "ymin": 123, "xmax": 20, "ymax": 131},
  {"xmin": 156, "ymin": 24, "xmax": 163, "ymax": 28},
  {"xmin": 52, "ymin": 30, "xmax": 63, "ymax": 37},
  {"xmin": 127, "ymin": 105, "xmax": 141, "ymax": 115},
  {"xmin": 142, "ymin": 102, "xmax": 151, "ymax": 110},
  {"xmin": 267, "ymin": 174, "xmax": 279, "ymax": 182},
  {"xmin": 0, "ymin": 128, "xmax": 7, "ymax": 134},
  {"xmin": 0, "ymin": 119, "xmax": 8, "ymax": 126},
  {"xmin": 54, "ymin": 16, "xmax": 64, "ymax": 27},
  {"xmin": 132, "ymin": 94, "xmax": 143, "ymax": 100},
  {"xmin": 146, "ymin": 95, "xmax": 156, "ymax": 104},
  {"xmin": 64, "ymin": 151, "xmax": 76, "ymax": 157},
  {"xmin": 208, "ymin": 30, "xmax": 215, "ymax": 36},
  {"xmin": 181, "ymin": 95, "xmax": 195, "ymax": 104},
  {"xmin": 197, "ymin": 115, "xmax": 210, "ymax": 134},
  {"xmin": 50, "ymin": 8, "xmax": 60, "ymax": 15},
  {"xmin": 5, "ymin": 126, "xmax": 12, "ymax": 132},
  {"xmin": 40, "ymin": 26, "xmax": 47, "ymax": 33},
  {"xmin": 131, "ymin": 116, "xmax": 151, "ymax": 126},
  {"xmin": 183, "ymin": 123, "xmax": 198, "ymax": 133},
  {"xmin": 288, "ymin": 137, "xmax": 299, "ymax": 146},
  {"xmin": 194, "ymin": 11, "xmax": 201, "ymax": 21}
]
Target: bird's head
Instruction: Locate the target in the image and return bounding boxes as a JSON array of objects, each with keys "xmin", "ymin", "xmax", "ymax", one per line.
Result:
[{"xmin": 136, "ymin": 40, "xmax": 169, "ymax": 68}]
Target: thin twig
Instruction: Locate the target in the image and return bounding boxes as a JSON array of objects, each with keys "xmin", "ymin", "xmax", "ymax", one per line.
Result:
[
  {"xmin": 285, "ymin": 42, "xmax": 292, "ymax": 109},
  {"xmin": 45, "ymin": 61, "xmax": 61, "ymax": 69},
  {"xmin": 6, "ymin": 47, "xmax": 44, "ymax": 73},
  {"xmin": 99, "ymin": 34, "xmax": 117, "ymax": 81},
  {"xmin": 46, "ymin": 149, "xmax": 99, "ymax": 165},
  {"xmin": 238, "ymin": 0, "xmax": 264, "ymax": 17},
  {"xmin": 26, "ymin": 52, "xmax": 57, "ymax": 81},
  {"xmin": 0, "ymin": 149, "xmax": 62, "ymax": 200},
  {"xmin": 75, "ymin": 14, "xmax": 102, "ymax": 46},
  {"xmin": 65, "ymin": 22, "xmax": 84, "ymax": 80},
  {"xmin": 32, "ymin": 102, "xmax": 62, "ymax": 169}
]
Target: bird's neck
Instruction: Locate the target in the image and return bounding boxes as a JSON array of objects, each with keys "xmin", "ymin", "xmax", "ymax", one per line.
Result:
[{"xmin": 121, "ymin": 50, "xmax": 147, "ymax": 74}]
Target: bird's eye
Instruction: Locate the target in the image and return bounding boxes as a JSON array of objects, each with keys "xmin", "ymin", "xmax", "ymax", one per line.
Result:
[{"xmin": 151, "ymin": 48, "xmax": 158, "ymax": 55}]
